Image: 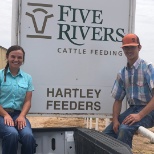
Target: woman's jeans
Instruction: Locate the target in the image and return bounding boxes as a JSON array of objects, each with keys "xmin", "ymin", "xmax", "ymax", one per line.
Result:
[
  {"xmin": 103, "ymin": 105, "xmax": 154, "ymax": 148},
  {"xmin": 0, "ymin": 110, "xmax": 36, "ymax": 154}
]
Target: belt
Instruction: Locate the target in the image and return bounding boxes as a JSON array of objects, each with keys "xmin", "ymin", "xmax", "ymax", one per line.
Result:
[{"xmin": 4, "ymin": 108, "xmax": 20, "ymax": 113}]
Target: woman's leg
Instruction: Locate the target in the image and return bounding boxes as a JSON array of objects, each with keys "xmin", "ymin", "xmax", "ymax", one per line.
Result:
[
  {"xmin": 18, "ymin": 118, "xmax": 36, "ymax": 154},
  {"xmin": 0, "ymin": 116, "xmax": 18, "ymax": 154}
]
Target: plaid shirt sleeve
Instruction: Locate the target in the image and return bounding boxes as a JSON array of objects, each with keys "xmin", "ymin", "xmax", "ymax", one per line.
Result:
[
  {"xmin": 111, "ymin": 71, "xmax": 126, "ymax": 101},
  {"xmin": 145, "ymin": 63, "xmax": 154, "ymax": 94}
]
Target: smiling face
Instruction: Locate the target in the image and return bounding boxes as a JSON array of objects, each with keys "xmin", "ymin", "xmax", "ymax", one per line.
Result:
[
  {"xmin": 6, "ymin": 49, "xmax": 24, "ymax": 71},
  {"xmin": 122, "ymin": 45, "xmax": 142, "ymax": 66}
]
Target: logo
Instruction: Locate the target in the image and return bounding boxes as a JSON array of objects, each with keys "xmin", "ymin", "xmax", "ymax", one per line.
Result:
[
  {"xmin": 26, "ymin": 2, "xmax": 54, "ymax": 39},
  {"xmin": 25, "ymin": 3, "xmax": 124, "ymax": 46},
  {"xmin": 132, "ymin": 38, "xmax": 136, "ymax": 43}
]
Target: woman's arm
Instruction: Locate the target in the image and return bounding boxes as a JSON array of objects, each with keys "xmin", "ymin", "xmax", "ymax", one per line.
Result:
[
  {"xmin": 15, "ymin": 91, "xmax": 32, "ymax": 129},
  {"xmin": 20, "ymin": 91, "xmax": 32, "ymax": 116},
  {"xmin": 0, "ymin": 105, "xmax": 15, "ymax": 126}
]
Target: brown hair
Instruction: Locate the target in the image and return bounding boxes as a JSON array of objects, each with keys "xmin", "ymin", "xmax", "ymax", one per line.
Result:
[{"xmin": 4, "ymin": 45, "xmax": 25, "ymax": 82}]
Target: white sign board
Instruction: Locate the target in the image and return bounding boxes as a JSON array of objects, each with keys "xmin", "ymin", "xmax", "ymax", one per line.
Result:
[{"xmin": 18, "ymin": 0, "xmax": 135, "ymax": 114}]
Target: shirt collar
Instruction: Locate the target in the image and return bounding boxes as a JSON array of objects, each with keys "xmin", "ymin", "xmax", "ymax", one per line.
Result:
[
  {"xmin": 7, "ymin": 68, "xmax": 23, "ymax": 77},
  {"xmin": 133, "ymin": 58, "xmax": 141, "ymax": 69},
  {"xmin": 126, "ymin": 58, "xmax": 141, "ymax": 70}
]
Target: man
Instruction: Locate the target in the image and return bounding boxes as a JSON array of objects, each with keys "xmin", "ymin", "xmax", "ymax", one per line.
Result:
[{"xmin": 103, "ymin": 33, "xmax": 154, "ymax": 148}]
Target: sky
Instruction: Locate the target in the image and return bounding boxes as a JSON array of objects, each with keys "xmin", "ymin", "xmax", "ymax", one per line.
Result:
[
  {"xmin": 0, "ymin": 0, "xmax": 12, "ymax": 49},
  {"xmin": 135, "ymin": 0, "xmax": 154, "ymax": 62},
  {"xmin": 0, "ymin": 0, "xmax": 154, "ymax": 62}
]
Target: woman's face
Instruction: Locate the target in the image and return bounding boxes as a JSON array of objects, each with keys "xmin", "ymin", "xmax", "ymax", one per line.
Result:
[{"xmin": 6, "ymin": 50, "xmax": 24, "ymax": 70}]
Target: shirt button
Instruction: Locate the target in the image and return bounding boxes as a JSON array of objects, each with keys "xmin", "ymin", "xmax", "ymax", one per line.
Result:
[{"xmin": 150, "ymin": 80, "xmax": 154, "ymax": 88}]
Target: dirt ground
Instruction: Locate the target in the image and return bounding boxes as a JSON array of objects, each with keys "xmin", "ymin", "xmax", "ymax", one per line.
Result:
[{"xmin": 27, "ymin": 116, "xmax": 154, "ymax": 154}]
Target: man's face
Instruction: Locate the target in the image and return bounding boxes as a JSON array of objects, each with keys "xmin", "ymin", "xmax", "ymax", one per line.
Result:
[{"xmin": 122, "ymin": 45, "xmax": 141, "ymax": 63}]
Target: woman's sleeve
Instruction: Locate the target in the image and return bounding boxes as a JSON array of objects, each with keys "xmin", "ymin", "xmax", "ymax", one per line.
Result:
[{"xmin": 27, "ymin": 75, "xmax": 34, "ymax": 92}]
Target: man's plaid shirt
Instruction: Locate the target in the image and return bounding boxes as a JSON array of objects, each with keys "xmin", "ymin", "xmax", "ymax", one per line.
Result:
[{"xmin": 111, "ymin": 58, "xmax": 154, "ymax": 105}]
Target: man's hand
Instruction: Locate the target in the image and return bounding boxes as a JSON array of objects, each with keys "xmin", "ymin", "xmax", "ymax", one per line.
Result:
[
  {"xmin": 122, "ymin": 114, "xmax": 141, "ymax": 125},
  {"xmin": 113, "ymin": 120, "xmax": 120, "ymax": 133}
]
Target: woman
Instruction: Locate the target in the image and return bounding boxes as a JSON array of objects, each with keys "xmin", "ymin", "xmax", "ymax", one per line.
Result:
[{"xmin": 0, "ymin": 45, "xmax": 35, "ymax": 154}]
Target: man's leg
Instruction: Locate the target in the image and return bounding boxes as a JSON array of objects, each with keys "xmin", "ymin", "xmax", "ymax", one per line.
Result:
[
  {"xmin": 117, "ymin": 124, "xmax": 137, "ymax": 148},
  {"xmin": 103, "ymin": 122, "xmax": 118, "ymax": 138},
  {"xmin": 103, "ymin": 106, "xmax": 136, "ymax": 139},
  {"xmin": 117, "ymin": 108, "xmax": 154, "ymax": 148}
]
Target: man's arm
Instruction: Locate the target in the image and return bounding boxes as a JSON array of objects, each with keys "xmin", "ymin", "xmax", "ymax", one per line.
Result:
[
  {"xmin": 123, "ymin": 96, "xmax": 154, "ymax": 125},
  {"xmin": 112, "ymin": 100, "xmax": 122, "ymax": 133},
  {"xmin": 138, "ymin": 96, "xmax": 154, "ymax": 119}
]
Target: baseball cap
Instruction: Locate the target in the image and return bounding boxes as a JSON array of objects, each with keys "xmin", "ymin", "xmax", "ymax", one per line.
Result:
[{"xmin": 121, "ymin": 33, "xmax": 140, "ymax": 47}]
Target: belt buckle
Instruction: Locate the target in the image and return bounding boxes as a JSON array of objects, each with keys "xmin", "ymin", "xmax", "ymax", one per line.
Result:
[{"xmin": 4, "ymin": 108, "xmax": 15, "ymax": 113}]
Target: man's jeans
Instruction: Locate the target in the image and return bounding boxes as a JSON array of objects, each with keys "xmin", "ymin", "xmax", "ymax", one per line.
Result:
[
  {"xmin": 103, "ymin": 105, "xmax": 154, "ymax": 148},
  {"xmin": 0, "ymin": 110, "xmax": 36, "ymax": 154}
]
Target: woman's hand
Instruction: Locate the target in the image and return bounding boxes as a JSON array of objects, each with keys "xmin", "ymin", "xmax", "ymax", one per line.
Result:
[
  {"xmin": 4, "ymin": 114, "xmax": 14, "ymax": 126},
  {"xmin": 15, "ymin": 115, "xmax": 26, "ymax": 130}
]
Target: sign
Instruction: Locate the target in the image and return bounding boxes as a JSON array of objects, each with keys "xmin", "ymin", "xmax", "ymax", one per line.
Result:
[{"xmin": 19, "ymin": 0, "xmax": 135, "ymax": 114}]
